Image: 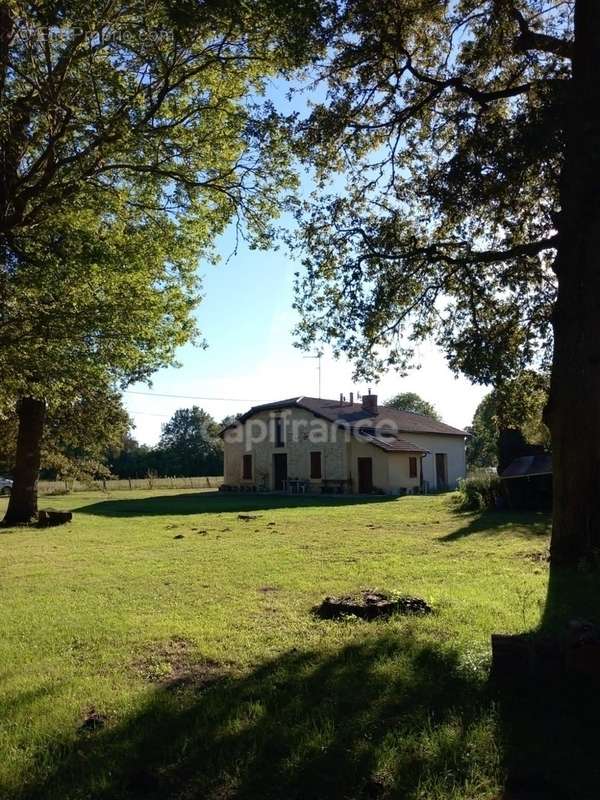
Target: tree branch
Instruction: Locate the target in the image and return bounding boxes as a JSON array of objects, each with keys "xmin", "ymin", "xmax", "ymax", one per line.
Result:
[
  {"xmin": 341, "ymin": 225, "xmax": 559, "ymax": 266},
  {"xmin": 512, "ymin": 6, "xmax": 573, "ymax": 59},
  {"xmin": 405, "ymin": 59, "xmax": 532, "ymax": 106}
]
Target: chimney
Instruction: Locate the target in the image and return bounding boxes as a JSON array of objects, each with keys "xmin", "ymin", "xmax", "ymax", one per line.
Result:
[
  {"xmin": 339, "ymin": 392, "xmax": 344, "ymax": 405},
  {"xmin": 349, "ymin": 391, "xmax": 354, "ymax": 405},
  {"xmin": 362, "ymin": 388, "xmax": 378, "ymax": 415}
]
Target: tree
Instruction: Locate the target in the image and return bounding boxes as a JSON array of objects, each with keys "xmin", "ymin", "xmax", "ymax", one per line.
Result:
[
  {"xmin": 2, "ymin": 204, "xmax": 200, "ymax": 522},
  {"xmin": 466, "ymin": 371, "xmax": 549, "ymax": 469},
  {"xmin": 291, "ymin": 1, "xmax": 597, "ymax": 563},
  {"xmin": 107, "ymin": 434, "xmax": 153, "ymax": 480},
  {"xmin": 158, "ymin": 406, "xmax": 223, "ymax": 476},
  {"xmin": 0, "ymin": 1, "xmax": 323, "ymax": 523},
  {"xmin": 385, "ymin": 392, "xmax": 440, "ymax": 421},
  {"xmin": 220, "ymin": 413, "xmax": 242, "ymax": 429},
  {"xmin": 466, "ymin": 395, "xmax": 498, "ymax": 470},
  {"xmin": 0, "ymin": 383, "xmax": 130, "ymax": 481}
]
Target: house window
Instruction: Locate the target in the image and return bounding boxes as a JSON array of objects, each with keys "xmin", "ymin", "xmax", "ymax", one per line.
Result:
[
  {"xmin": 310, "ymin": 451, "xmax": 322, "ymax": 479},
  {"xmin": 242, "ymin": 454, "xmax": 252, "ymax": 480},
  {"xmin": 275, "ymin": 417, "xmax": 284, "ymax": 448},
  {"xmin": 409, "ymin": 456, "xmax": 418, "ymax": 478}
]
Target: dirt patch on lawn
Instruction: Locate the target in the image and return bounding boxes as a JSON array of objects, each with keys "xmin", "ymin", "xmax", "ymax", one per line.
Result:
[
  {"xmin": 78, "ymin": 707, "xmax": 107, "ymax": 734},
  {"xmin": 314, "ymin": 590, "xmax": 433, "ymax": 621},
  {"xmin": 133, "ymin": 637, "xmax": 227, "ymax": 690}
]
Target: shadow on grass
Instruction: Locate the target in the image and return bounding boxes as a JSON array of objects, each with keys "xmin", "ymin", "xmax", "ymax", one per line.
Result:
[
  {"xmin": 75, "ymin": 491, "xmax": 400, "ymax": 518},
  {"xmin": 432, "ymin": 507, "xmax": 600, "ymax": 797},
  {"xmin": 493, "ymin": 561, "xmax": 600, "ymax": 800},
  {"xmin": 541, "ymin": 561, "xmax": 600, "ymax": 631},
  {"xmin": 17, "ymin": 631, "xmax": 495, "ymax": 800},
  {"xmin": 439, "ymin": 508, "xmax": 551, "ymax": 542}
]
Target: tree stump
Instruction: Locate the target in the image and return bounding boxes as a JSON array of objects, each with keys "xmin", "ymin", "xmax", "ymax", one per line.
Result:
[{"xmin": 38, "ymin": 510, "xmax": 73, "ymax": 528}]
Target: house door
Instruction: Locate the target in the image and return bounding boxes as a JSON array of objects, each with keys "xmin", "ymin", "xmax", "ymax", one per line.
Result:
[
  {"xmin": 273, "ymin": 453, "xmax": 288, "ymax": 490},
  {"xmin": 357, "ymin": 457, "xmax": 373, "ymax": 493},
  {"xmin": 435, "ymin": 453, "xmax": 448, "ymax": 489}
]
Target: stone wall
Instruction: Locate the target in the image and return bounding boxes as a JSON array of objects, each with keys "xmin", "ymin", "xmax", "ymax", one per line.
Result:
[{"xmin": 223, "ymin": 407, "xmax": 349, "ymax": 489}]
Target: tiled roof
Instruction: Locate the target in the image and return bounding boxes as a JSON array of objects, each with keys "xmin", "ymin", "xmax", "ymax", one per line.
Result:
[
  {"xmin": 500, "ymin": 454, "xmax": 552, "ymax": 479},
  {"xmin": 237, "ymin": 396, "xmax": 467, "ymax": 437},
  {"xmin": 357, "ymin": 432, "xmax": 428, "ymax": 453}
]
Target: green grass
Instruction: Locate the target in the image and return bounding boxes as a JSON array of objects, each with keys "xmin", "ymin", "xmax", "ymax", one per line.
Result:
[{"xmin": 0, "ymin": 489, "xmax": 597, "ymax": 799}]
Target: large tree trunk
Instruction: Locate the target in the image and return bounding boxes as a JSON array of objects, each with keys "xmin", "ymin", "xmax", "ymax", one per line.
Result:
[
  {"xmin": 2, "ymin": 396, "xmax": 46, "ymax": 526},
  {"xmin": 548, "ymin": 0, "xmax": 600, "ymax": 564}
]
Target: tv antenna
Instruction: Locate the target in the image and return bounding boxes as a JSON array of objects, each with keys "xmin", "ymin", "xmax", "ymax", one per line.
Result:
[{"xmin": 303, "ymin": 352, "xmax": 323, "ymax": 398}]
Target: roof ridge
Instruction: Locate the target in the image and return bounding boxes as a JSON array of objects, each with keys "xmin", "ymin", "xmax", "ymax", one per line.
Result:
[
  {"xmin": 380, "ymin": 405, "xmax": 434, "ymax": 418},
  {"xmin": 234, "ymin": 395, "xmax": 467, "ymax": 436}
]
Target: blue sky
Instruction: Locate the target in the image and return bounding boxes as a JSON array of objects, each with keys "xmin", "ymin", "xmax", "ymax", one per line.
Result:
[
  {"xmin": 123, "ymin": 225, "xmax": 488, "ymax": 444},
  {"xmin": 122, "ymin": 78, "xmax": 489, "ymax": 445}
]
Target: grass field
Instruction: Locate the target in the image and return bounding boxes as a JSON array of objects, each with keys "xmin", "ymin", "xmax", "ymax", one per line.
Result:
[{"xmin": 0, "ymin": 489, "xmax": 598, "ymax": 800}]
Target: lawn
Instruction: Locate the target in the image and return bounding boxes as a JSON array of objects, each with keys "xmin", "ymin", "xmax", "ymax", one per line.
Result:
[{"xmin": 0, "ymin": 489, "xmax": 597, "ymax": 799}]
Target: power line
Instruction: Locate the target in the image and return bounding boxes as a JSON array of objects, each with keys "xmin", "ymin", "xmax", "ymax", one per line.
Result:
[{"xmin": 125, "ymin": 390, "xmax": 264, "ymax": 403}]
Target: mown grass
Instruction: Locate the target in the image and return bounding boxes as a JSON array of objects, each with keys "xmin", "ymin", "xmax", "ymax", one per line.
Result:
[{"xmin": 0, "ymin": 490, "xmax": 597, "ymax": 799}]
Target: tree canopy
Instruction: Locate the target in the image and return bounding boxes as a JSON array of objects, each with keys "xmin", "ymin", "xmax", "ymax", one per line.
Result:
[
  {"xmin": 0, "ymin": 384, "xmax": 130, "ymax": 480},
  {"xmin": 466, "ymin": 370, "xmax": 549, "ymax": 468},
  {"xmin": 465, "ymin": 394, "xmax": 497, "ymax": 469},
  {"xmin": 0, "ymin": 0, "xmax": 325, "ymax": 522},
  {"xmin": 108, "ymin": 408, "xmax": 233, "ymax": 479},
  {"xmin": 158, "ymin": 406, "xmax": 222, "ymax": 476},
  {"xmin": 1, "ymin": 0, "xmax": 319, "ymax": 400},
  {"xmin": 385, "ymin": 391, "xmax": 440, "ymax": 420},
  {"xmin": 287, "ymin": 0, "xmax": 600, "ymax": 562},
  {"xmin": 291, "ymin": 0, "xmax": 569, "ymax": 382}
]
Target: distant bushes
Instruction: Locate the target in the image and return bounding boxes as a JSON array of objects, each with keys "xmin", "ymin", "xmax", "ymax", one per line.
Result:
[{"xmin": 456, "ymin": 470, "xmax": 503, "ymax": 511}]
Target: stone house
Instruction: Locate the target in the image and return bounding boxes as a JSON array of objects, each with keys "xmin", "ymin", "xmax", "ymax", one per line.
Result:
[{"xmin": 221, "ymin": 393, "xmax": 467, "ymax": 494}]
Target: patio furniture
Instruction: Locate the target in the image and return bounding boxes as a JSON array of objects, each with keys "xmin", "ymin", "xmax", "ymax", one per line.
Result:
[
  {"xmin": 284, "ymin": 478, "xmax": 310, "ymax": 494},
  {"xmin": 320, "ymin": 478, "xmax": 351, "ymax": 495}
]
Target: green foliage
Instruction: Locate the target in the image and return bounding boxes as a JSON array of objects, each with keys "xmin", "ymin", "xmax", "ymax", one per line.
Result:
[
  {"xmin": 385, "ymin": 391, "xmax": 441, "ymax": 420},
  {"xmin": 290, "ymin": 1, "xmax": 570, "ymax": 382},
  {"xmin": 0, "ymin": 1, "xmax": 324, "ymax": 405},
  {"xmin": 0, "ymin": 384, "xmax": 130, "ymax": 479},
  {"xmin": 0, "ymin": 0, "xmax": 327, "ymax": 518},
  {"xmin": 456, "ymin": 471, "xmax": 503, "ymax": 512},
  {"xmin": 107, "ymin": 434, "xmax": 154, "ymax": 480},
  {"xmin": 495, "ymin": 370, "xmax": 550, "ymax": 448},
  {"xmin": 220, "ymin": 413, "xmax": 243, "ymax": 429},
  {"xmin": 466, "ymin": 394, "xmax": 498, "ymax": 469},
  {"xmin": 2, "ymin": 206, "xmax": 201, "ymax": 402},
  {"xmin": 158, "ymin": 406, "xmax": 223, "ymax": 476},
  {"xmin": 108, "ymin": 408, "xmax": 227, "ymax": 478},
  {"xmin": 466, "ymin": 370, "xmax": 550, "ymax": 468}
]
